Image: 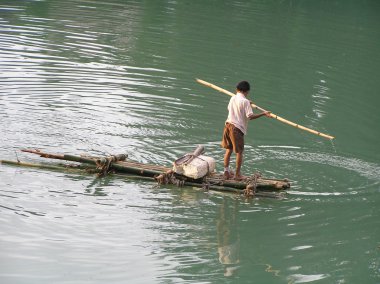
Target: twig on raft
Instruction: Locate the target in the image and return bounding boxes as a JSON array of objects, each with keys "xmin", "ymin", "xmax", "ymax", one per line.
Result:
[{"xmin": 21, "ymin": 149, "xmax": 65, "ymax": 159}]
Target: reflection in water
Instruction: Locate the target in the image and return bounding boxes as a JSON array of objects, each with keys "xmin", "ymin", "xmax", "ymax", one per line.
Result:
[{"xmin": 216, "ymin": 197, "xmax": 240, "ymax": 277}]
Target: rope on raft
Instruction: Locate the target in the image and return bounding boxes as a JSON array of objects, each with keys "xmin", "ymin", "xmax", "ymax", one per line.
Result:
[
  {"xmin": 154, "ymin": 170, "xmax": 185, "ymax": 187},
  {"xmin": 154, "ymin": 173, "xmax": 252, "ymax": 192},
  {"xmin": 244, "ymin": 172, "xmax": 262, "ymax": 197},
  {"xmin": 95, "ymin": 154, "xmax": 128, "ymax": 177},
  {"xmin": 201, "ymin": 177, "xmax": 224, "ymax": 191},
  {"xmin": 155, "ymin": 171, "xmax": 211, "ymax": 190},
  {"xmin": 202, "ymin": 181, "xmax": 210, "ymax": 190}
]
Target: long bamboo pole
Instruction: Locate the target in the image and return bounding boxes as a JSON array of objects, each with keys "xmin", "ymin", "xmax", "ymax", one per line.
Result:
[{"xmin": 196, "ymin": 78, "xmax": 334, "ymax": 140}]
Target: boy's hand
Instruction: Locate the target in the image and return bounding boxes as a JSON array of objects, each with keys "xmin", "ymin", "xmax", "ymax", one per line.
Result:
[{"xmin": 264, "ymin": 111, "xmax": 272, "ymax": 117}]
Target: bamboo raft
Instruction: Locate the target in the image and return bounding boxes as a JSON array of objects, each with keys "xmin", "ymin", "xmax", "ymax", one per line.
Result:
[{"xmin": 1, "ymin": 149, "xmax": 290, "ymax": 198}]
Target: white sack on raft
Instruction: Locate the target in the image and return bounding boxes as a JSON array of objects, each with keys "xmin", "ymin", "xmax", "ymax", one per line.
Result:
[{"xmin": 173, "ymin": 155, "xmax": 215, "ymax": 179}]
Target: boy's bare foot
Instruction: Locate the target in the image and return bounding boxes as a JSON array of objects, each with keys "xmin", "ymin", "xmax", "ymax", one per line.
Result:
[
  {"xmin": 234, "ymin": 174, "xmax": 244, "ymax": 181},
  {"xmin": 223, "ymin": 170, "xmax": 233, "ymax": 180}
]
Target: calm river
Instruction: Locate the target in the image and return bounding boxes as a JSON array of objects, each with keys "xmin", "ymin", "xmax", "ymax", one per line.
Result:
[{"xmin": 0, "ymin": 1, "xmax": 379, "ymax": 283}]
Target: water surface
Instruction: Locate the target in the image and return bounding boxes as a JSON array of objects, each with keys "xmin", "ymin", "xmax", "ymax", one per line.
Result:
[{"xmin": 1, "ymin": 1, "xmax": 379, "ymax": 283}]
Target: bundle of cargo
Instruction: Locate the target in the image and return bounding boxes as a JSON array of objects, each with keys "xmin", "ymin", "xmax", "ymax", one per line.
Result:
[{"xmin": 173, "ymin": 145, "xmax": 216, "ymax": 179}]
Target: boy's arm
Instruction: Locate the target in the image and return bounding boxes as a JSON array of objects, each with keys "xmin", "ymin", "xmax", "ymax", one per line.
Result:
[{"xmin": 248, "ymin": 111, "xmax": 271, "ymax": 120}]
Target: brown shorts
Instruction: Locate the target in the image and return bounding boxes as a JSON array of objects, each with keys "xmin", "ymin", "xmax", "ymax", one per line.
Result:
[{"xmin": 221, "ymin": 123, "xmax": 244, "ymax": 153}]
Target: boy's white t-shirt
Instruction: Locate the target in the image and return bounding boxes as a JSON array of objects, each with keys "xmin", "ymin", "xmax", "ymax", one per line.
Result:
[{"xmin": 225, "ymin": 92, "xmax": 253, "ymax": 135}]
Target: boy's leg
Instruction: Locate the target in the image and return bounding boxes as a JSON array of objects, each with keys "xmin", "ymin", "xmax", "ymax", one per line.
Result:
[
  {"xmin": 224, "ymin": 148, "xmax": 233, "ymax": 178},
  {"xmin": 235, "ymin": 152, "xmax": 243, "ymax": 179}
]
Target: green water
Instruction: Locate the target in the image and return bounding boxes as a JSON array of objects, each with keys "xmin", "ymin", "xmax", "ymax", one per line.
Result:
[{"xmin": 0, "ymin": 1, "xmax": 379, "ymax": 283}]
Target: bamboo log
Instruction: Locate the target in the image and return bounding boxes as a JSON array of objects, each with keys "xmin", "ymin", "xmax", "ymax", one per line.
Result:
[
  {"xmin": 63, "ymin": 154, "xmax": 162, "ymax": 177},
  {"xmin": 1, "ymin": 160, "xmax": 71, "ymax": 171},
  {"xmin": 118, "ymin": 161, "xmax": 170, "ymax": 172},
  {"xmin": 206, "ymin": 173, "xmax": 290, "ymax": 190},
  {"xmin": 216, "ymin": 179, "xmax": 289, "ymax": 190},
  {"xmin": 0, "ymin": 159, "xmax": 168, "ymax": 182},
  {"xmin": 196, "ymin": 78, "xmax": 334, "ymax": 140},
  {"xmin": 21, "ymin": 150, "xmax": 165, "ymax": 177}
]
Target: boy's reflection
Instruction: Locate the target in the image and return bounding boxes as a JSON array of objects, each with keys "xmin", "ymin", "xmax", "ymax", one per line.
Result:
[{"xmin": 217, "ymin": 197, "xmax": 240, "ymax": 277}]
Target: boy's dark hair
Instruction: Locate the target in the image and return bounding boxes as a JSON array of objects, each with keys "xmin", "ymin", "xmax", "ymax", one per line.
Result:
[{"xmin": 236, "ymin": 81, "xmax": 250, "ymax": 92}]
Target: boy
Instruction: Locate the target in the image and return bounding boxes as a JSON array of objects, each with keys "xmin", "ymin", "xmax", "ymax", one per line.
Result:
[{"xmin": 221, "ymin": 81, "xmax": 271, "ymax": 180}]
